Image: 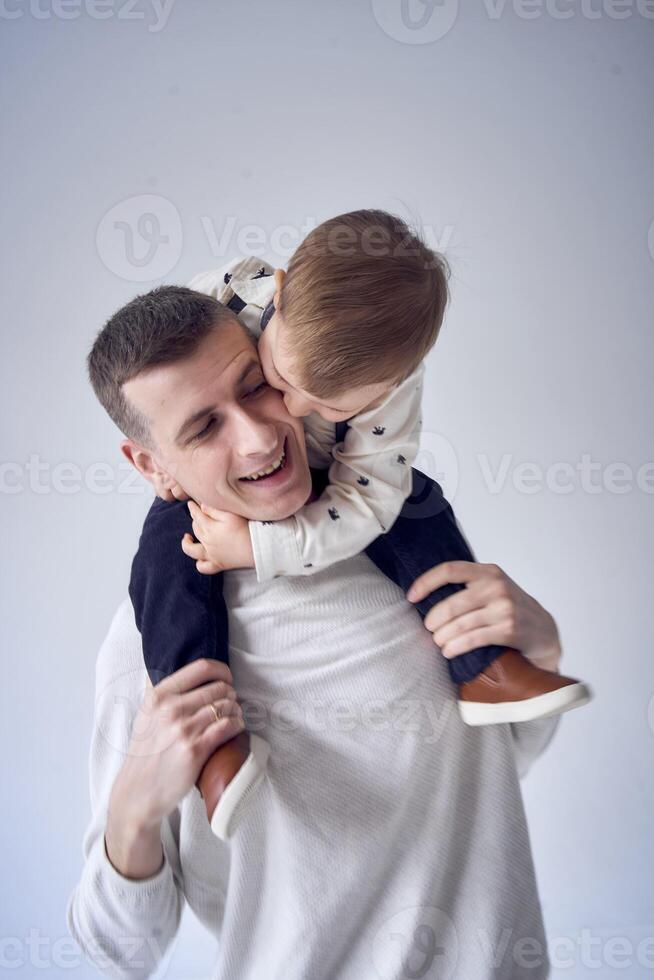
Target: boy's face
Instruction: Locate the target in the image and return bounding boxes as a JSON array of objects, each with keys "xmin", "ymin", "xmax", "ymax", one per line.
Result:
[
  {"xmin": 258, "ymin": 313, "xmax": 391, "ymax": 422},
  {"xmin": 257, "ymin": 270, "xmax": 391, "ymax": 422}
]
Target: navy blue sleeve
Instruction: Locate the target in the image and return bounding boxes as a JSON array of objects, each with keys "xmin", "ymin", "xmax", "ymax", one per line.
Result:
[
  {"xmin": 128, "ymin": 496, "xmax": 230, "ymax": 687},
  {"xmin": 364, "ymin": 468, "xmax": 506, "ymax": 685}
]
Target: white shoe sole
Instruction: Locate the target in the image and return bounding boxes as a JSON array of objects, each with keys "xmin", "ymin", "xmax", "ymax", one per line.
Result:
[
  {"xmin": 210, "ymin": 733, "xmax": 270, "ymax": 842},
  {"xmin": 458, "ymin": 681, "xmax": 593, "ymax": 726}
]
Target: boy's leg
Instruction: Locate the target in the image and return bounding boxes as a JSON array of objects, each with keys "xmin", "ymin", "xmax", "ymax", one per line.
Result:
[
  {"xmin": 129, "ymin": 497, "xmax": 228, "ymax": 684},
  {"xmin": 129, "ymin": 496, "xmax": 269, "ymax": 840},
  {"xmin": 364, "ymin": 468, "xmax": 505, "ymax": 685},
  {"xmin": 364, "ymin": 468, "xmax": 592, "ymax": 724}
]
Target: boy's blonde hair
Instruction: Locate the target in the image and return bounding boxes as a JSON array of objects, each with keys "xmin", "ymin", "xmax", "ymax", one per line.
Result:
[{"xmin": 277, "ymin": 209, "xmax": 451, "ymax": 398}]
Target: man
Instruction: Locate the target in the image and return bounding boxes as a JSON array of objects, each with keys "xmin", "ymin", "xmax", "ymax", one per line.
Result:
[{"xmin": 67, "ymin": 285, "xmax": 563, "ymax": 979}]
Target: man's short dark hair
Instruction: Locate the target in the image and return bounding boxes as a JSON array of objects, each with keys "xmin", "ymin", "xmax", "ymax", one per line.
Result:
[{"xmin": 87, "ymin": 285, "xmax": 240, "ymax": 446}]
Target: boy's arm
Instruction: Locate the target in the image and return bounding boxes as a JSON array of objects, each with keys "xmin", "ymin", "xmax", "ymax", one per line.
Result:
[
  {"xmin": 248, "ymin": 364, "xmax": 424, "ymax": 582},
  {"xmin": 66, "ymin": 602, "xmax": 185, "ymax": 979},
  {"xmin": 187, "ymin": 256, "xmax": 275, "ymax": 340}
]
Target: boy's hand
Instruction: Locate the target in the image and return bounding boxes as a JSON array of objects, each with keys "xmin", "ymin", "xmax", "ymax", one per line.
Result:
[
  {"xmin": 181, "ymin": 500, "xmax": 255, "ymax": 575},
  {"xmin": 156, "ymin": 481, "xmax": 191, "ymax": 503},
  {"xmin": 407, "ymin": 561, "xmax": 562, "ymax": 673}
]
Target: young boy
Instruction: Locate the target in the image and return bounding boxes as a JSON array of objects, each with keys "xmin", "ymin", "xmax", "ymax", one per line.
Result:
[{"xmin": 129, "ymin": 210, "xmax": 592, "ymax": 842}]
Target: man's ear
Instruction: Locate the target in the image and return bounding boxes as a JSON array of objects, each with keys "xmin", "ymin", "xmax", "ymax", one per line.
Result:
[
  {"xmin": 120, "ymin": 439, "xmax": 180, "ymax": 499},
  {"xmin": 273, "ymin": 267, "xmax": 286, "ymax": 310}
]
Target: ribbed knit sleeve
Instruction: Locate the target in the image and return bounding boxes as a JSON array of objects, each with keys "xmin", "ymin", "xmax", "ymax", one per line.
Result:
[{"xmin": 66, "ymin": 601, "xmax": 185, "ymax": 978}]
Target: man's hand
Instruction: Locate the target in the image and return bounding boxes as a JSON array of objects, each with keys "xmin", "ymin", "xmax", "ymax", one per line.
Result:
[
  {"xmin": 106, "ymin": 658, "xmax": 244, "ymax": 876},
  {"xmin": 407, "ymin": 561, "xmax": 562, "ymax": 673},
  {"xmin": 181, "ymin": 500, "xmax": 255, "ymax": 574}
]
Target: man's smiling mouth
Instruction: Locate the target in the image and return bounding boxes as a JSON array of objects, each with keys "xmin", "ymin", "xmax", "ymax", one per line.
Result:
[{"xmin": 240, "ymin": 438, "xmax": 288, "ymax": 482}]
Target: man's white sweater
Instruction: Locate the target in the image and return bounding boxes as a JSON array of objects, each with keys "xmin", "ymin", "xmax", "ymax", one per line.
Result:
[{"xmin": 67, "ymin": 552, "xmax": 560, "ymax": 979}]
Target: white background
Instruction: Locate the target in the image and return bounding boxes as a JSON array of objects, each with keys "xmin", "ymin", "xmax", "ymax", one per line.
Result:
[{"xmin": 1, "ymin": 1, "xmax": 652, "ymax": 977}]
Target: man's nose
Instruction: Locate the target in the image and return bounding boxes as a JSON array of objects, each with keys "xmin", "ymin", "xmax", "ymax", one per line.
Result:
[
  {"xmin": 233, "ymin": 411, "xmax": 280, "ymax": 457},
  {"xmin": 283, "ymin": 391, "xmax": 312, "ymax": 418}
]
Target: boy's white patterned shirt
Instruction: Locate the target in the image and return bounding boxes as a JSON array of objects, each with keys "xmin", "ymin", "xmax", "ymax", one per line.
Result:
[{"xmin": 187, "ymin": 257, "xmax": 424, "ymax": 583}]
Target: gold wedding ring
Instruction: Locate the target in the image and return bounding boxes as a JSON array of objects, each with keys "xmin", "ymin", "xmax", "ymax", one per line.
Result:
[{"xmin": 208, "ymin": 701, "xmax": 222, "ymax": 723}]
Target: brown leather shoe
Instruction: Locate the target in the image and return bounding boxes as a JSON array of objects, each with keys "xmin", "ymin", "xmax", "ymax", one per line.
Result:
[
  {"xmin": 195, "ymin": 730, "xmax": 270, "ymax": 841},
  {"xmin": 458, "ymin": 649, "xmax": 592, "ymax": 726}
]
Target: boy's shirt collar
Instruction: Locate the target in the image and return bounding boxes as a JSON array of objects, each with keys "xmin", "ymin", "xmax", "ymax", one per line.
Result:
[
  {"xmin": 228, "ymin": 261, "xmax": 276, "ymax": 311},
  {"xmin": 260, "ymin": 299, "xmax": 275, "ymax": 332}
]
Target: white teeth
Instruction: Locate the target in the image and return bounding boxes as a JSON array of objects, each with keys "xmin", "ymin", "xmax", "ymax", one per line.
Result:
[{"xmin": 243, "ymin": 450, "xmax": 285, "ymax": 481}]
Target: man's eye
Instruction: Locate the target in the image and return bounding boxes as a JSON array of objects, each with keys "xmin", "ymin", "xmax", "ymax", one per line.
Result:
[
  {"xmin": 192, "ymin": 418, "xmax": 216, "ymax": 442},
  {"xmin": 190, "ymin": 383, "xmax": 268, "ymax": 443},
  {"xmin": 246, "ymin": 381, "xmax": 269, "ymax": 397}
]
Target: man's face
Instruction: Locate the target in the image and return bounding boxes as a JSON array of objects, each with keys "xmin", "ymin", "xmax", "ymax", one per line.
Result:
[{"xmin": 122, "ymin": 319, "xmax": 312, "ymax": 521}]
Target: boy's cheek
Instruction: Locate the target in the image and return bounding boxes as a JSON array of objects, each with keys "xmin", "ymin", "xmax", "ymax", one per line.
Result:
[
  {"xmin": 264, "ymin": 373, "xmax": 285, "ymax": 395},
  {"xmin": 262, "ymin": 382, "xmax": 287, "ymax": 408},
  {"xmin": 258, "ymin": 354, "xmax": 282, "ymax": 393},
  {"xmin": 258, "ymin": 335, "xmax": 287, "ymax": 393}
]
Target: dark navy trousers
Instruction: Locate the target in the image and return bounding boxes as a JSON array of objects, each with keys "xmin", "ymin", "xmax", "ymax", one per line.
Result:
[{"xmin": 129, "ymin": 466, "xmax": 506, "ymax": 689}]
